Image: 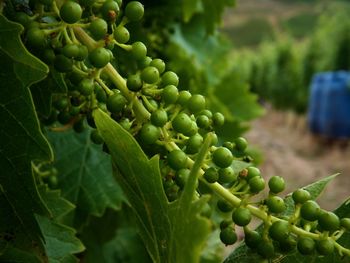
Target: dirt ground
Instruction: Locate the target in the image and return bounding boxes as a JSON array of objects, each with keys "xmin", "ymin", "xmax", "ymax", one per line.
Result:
[{"xmin": 245, "ymin": 106, "xmax": 350, "ymax": 211}]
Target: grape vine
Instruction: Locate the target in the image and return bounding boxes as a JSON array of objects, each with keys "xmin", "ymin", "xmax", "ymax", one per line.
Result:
[{"xmin": 2, "ymin": 0, "xmax": 350, "ymax": 262}]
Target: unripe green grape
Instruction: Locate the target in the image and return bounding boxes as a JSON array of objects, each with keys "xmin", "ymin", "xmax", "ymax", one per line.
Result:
[
  {"xmin": 162, "ymin": 85, "xmax": 178, "ymax": 104},
  {"xmin": 150, "ymin": 109, "xmax": 168, "ymax": 127},
  {"xmin": 318, "ymin": 211, "xmax": 340, "ymax": 232},
  {"xmin": 138, "ymin": 56, "xmax": 152, "ymax": 69},
  {"xmin": 176, "ymin": 90, "xmax": 192, "ymax": 106},
  {"xmin": 101, "ymin": 0, "xmax": 120, "ymax": 21},
  {"xmin": 54, "ymin": 54, "xmax": 73, "ymax": 73},
  {"xmin": 114, "ymin": 26, "xmax": 130, "ymax": 44},
  {"xmin": 278, "ymin": 236, "xmax": 296, "ymax": 253},
  {"xmin": 292, "ymin": 189, "xmax": 311, "ymax": 204},
  {"xmin": 300, "ymin": 200, "xmax": 320, "ymax": 221},
  {"xmin": 60, "ymin": 1, "xmax": 82, "ymax": 24},
  {"xmin": 174, "ymin": 169, "xmax": 190, "ymax": 189},
  {"xmin": 54, "ymin": 97, "xmax": 69, "ymax": 111},
  {"xmin": 161, "ymin": 71, "xmax": 179, "ymax": 87},
  {"xmin": 196, "ymin": 115, "xmax": 210, "ymax": 129},
  {"xmin": 244, "ymin": 229, "xmax": 261, "ymax": 249},
  {"xmin": 199, "ymin": 109, "xmax": 213, "ymax": 118},
  {"xmin": 107, "ymin": 93, "xmax": 127, "ymax": 113},
  {"xmin": 89, "ymin": 18, "xmax": 108, "ymax": 40},
  {"xmin": 212, "ymin": 147, "xmax": 233, "ymax": 168},
  {"xmin": 203, "ymin": 167, "xmax": 218, "ymax": 183},
  {"xmin": 234, "ymin": 137, "xmax": 248, "ymax": 151},
  {"xmin": 167, "ymin": 150, "xmax": 188, "ymax": 170},
  {"xmin": 266, "ymin": 196, "xmax": 286, "ymax": 214},
  {"xmin": 217, "ymin": 200, "xmax": 233, "ymax": 213},
  {"xmin": 257, "ymin": 241, "xmax": 275, "ymax": 259},
  {"xmin": 76, "ymin": 45, "xmax": 88, "ymax": 61},
  {"xmin": 127, "ymin": 74, "xmax": 142, "ymax": 91},
  {"xmin": 246, "ymin": 166, "xmax": 261, "ymax": 181},
  {"xmin": 69, "ymin": 106, "xmax": 80, "ymax": 116},
  {"xmin": 248, "ymin": 176, "xmax": 265, "ymax": 193},
  {"xmin": 297, "ymin": 237, "xmax": 315, "ymax": 255},
  {"xmin": 131, "ymin": 41, "xmax": 147, "ymax": 60},
  {"xmin": 47, "ymin": 174, "xmax": 58, "ymax": 188},
  {"xmin": 341, "ymin": 218, "xmax": 350, "ymax": 231},
  {"xmin": 212, "ymin": 112, "xmax": 225, "ymax": 127},
  {"xmin": 78, "ymin": 79, "xmax": 94, "ymax": 96},
  {"xmin": 150, "ymin": 58, "xmax": 165, "ymax": 74},
  {"xmin": 26, "ymin": 28, "xmax": 46, "ymax": 48},
  {"xmin": 218, "ymin": 167, "xmax": 235, "ymax": 184},
  {"xmin": 316, "ymin": 239, "xmax": 334, "ymax": 255},
  {"xmin": 125, "ymin": 1, "xmax": 144, "ymax": 21},
  {"xmin": 62, "ymin": 43, "xmax": 80, "ymax": 58},
  {"xmin": 186, "ymin": 134, "xmax": 203, "ymax": 154},
  {"xmin": 268, "ymin": 176, "xmax": 285, "ymax": 194},
  {"xmin": 269, "ymin": 221, "xmax": 289, "ymax": 242},
  {"xmin": 183, "ymin": 121, "xmax": 198, "ymax": 137},
  {"xmin": 211, "ymin": 133, "xmax": 218, "ymax": 146},
  {"xmin": 172, "ymin": 113, "xmax": 192, "ymax": 134},
  {"xmin": 89, "ymin": 47, "xmax": 110, "ymax": 68},
  {"xmin": 139, "ymin": 123, "xmax": 160, "ymax": 144},
  {"xmin": 223, "ymin": 142, "xmax": 234, "ymax": 151},
  {"xmin": 187, "ymin": 94, "xmax": 206, "ymax": 114},
  {"xmin": 141, "ymin": 66, "xmax": 159, "ymax": 84},
  {"xmin": 95, "ymin": 84, "xmax": 107, "ymax": 102},
  {"xmin": 232, "ymin": 207, "xmax": 251, "ymax": 226},
  {"xmin": 220, "ymin": 228, "xmax": 237, "ymax": 245}
]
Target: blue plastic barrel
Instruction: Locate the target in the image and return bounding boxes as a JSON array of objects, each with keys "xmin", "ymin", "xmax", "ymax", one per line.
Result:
[{"xmin": 307, "ymin": 71, "xmax": 350, "ymax": 138}]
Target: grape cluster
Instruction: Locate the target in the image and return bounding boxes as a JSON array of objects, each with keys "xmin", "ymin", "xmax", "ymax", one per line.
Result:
[{"xmin": 10, "ymin": 0, "xmax": 350, "ymax": 260}]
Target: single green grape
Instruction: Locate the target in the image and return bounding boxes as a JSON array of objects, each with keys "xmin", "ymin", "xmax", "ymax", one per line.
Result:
[
  {"xmin": 139, "ymin": 123, "xmax": 160, "ymax": 144},
  {"xmin": 60, "ymin": 1, "xmax": 82, "ymax": 24},
  {"xmin": 316, "ymin": 239, "xmax": 334, "ymax": 255},
  {"xmin": 161, "ymin": 71, "xmax": 179, "ymax": 87},
  {"xmin": 162, "ymin": 85, "xmax": 179, "ymax": 104},
  {"xmin": 125, "ymin": 1, "xmax": 144, "ymax": 21},
  {"xmin": 101, "ymin": 0, "xmax": 120, "ymax": 21},
  {"xmin": 114, "ymin": 26, "xmax": 130, "ymax": 44},
  {"xmin": 186, "ymin": 134, "xmax": 203, "ymax": 154},
  {"xmin": 234, "ymin": 137, "xmax": 248, "ymax": 151},
  {"xmin": 167, "ymin": 150, "xmax": 188, "ymax": 170},
  {"xmin": 244, "ymin": 229, "xmax": 262, "ymax": 249},
  {"xmin": 269, "ymin": 220, "xmax": 289, "ymax": 242},
  {"xmin": 174, "ymin": 169, "xmax": 190, "ymax": 189},
  {"xmin": 266, "ymin": 196, "xmax": 286, "ymax": 214},
  {"xmin": 89, "ymin": 47, "xmax": 110, "ymax": 68},
  {"xmin": 127, "ymin": 74, "xmax": 142, "ymax": 91},
  {"xmin": 212, "ymin": 112, "xmax": 225, "ymax": 127},
  {"xmin": 268, "ymin": 176, "xmax": 285, "ymax": 194},
  {"xmin": 218, "ymin": 167, "xmax": 236, "ymax": 184},
  {"xmin": 151, "ymin": 109, "xmax": 168, "ymax": 127},
  {"xmin": 300, "ymin": 200, "xmax": 320, "ymax": 221},
  {"xmin": 248, "ymin": 176, "xmax": 265, "ymax": 193},
  {"xmin": 131, "ymin": 42, "xmax": 147, "ymax": 60},
  {"xmin": 212, "ymin": 147, "xmax": 233, "ymax": 168},
  {"xmin": 297, "ymin": 237, "xmax": 315, "ymax": 255},
  {"xmin": 203, "ymin": 167, "xmax": 218, "ymax": 183},
  {"xmin": 106, "ymin": 93, "xmax": 127, "ymax": 113},
  {"xmin": 318, "ymin": 211, "xmax": 340, "ymax": 232},
  {"xmin": 26, "ymin": 28, "xmax": 46, "ymax": 48},
  {"xmin": 220, "ymin": 228, "xmax": 237, "ymax": 245},
  {"xmin": 257, "ymin": 241, "xmax": 275, "ymax": 259},
  {"xmin": 78, "ymin": 79, "xmax": 94, "ymax": 96},
  {"xmin": 217, "ymin": 199, "xmax": 234, "ymax": 213},
  {"xmin": 232, "ymin": 207, "xmax": 251, "ymax": 226},
  {"xmin": 341, "ymin": 218, "xmax": 350, "ymax": 231},
  {"xmin": 172, "ymin": 113, "xmax": 192, "ymax": 134},
  {"xmin": 196, "ymin": 115, "xmax": 210, "ymax": 129},
  {"xmin": 292, "ymin": 189, "xmax": 311, "ymax": 204},
  {"xmin": 141, "ymin": 66, "xmax": 159, "ymax": 84},
  {"xmin": 187, "ymin": 94, "xmax": 206, "ymax": 114},
  {"xmin": 89, "ymin": 18, "xmax": 108, "ymax": 40},
  {"xmin": 246, "ymin": 166, "xmax": 261, "ymax": 181},
  {"xmin": 150, "ymin": 58, "xmax": 166, "ymax": 74}
]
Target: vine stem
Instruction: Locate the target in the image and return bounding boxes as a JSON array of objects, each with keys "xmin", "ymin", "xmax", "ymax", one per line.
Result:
[{"xmin": 72, "ymin": 25, "xmax": 350, "ymax": 257}]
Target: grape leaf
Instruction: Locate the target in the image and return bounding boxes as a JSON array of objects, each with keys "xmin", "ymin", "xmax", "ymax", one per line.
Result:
[
  {"xmin": 47, "ymin": 128, "xmax": 124, "ymax": 229},
  {"xmin": 94, "ymin": 109, "xmax": 212, "ymax": 263},
  {"xmin": 0, "ymin": 14, "xmax": 52, "ymax": 243},
  {"xmin": 224, "ymin": 174, "xmax": 341, "ymax": 263},
  {"xmin": 80, "ymin": 209, "xmax": 152, "ymax": 263}
]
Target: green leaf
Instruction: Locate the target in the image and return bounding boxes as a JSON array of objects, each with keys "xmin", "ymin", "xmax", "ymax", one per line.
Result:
[
  {"xmin": 94, "ymin": 109, "xmax": 212, "ymax": 263},
  {"xmin": 182, "ymin": 0, "xmax": 202, "ymax": 22},
  {"xmin": 80, "ymin": 209, "xmax": 152, "ymax": 263},
  {"xmin": 36, "ymin": 215, "xmax": 85, "ymax": 263},
  {"xmin": 47, "ymin": 128, "xmax": 124, "ymax": 228},
  {"xmin": 224, "ymin": 174, "xmax": 339, "ymax": 263},
  {"xmin": 0, "ymin": 247, "xmax": 42, "ymax": 263},
  {"xmin": 0, "ymin": 14, "xmax": 52, "ymax": 242}
]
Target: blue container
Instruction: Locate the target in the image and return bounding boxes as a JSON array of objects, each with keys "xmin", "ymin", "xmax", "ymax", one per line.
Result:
[{"xmin": 308, "ymin": 71, "xmax": 350, "ymax": 138}]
